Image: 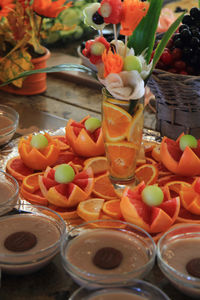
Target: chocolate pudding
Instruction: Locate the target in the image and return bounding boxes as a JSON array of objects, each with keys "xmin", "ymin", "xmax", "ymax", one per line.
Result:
[
  {"xmin": 162, "ymin": 238, "xmax": 200, "ymax": 276},
  {"xmin": 88, "ymin": 291, "xmax": 147, "ymax": 300},
  {"xmin": 0, "ymin": 213, "xmax": 62, "ymax": 274},
  {"xmin": 160, "ymin": 236, "xmax": 200, "ymax": 297},
  {"xmin": 65, "ymin": 228, "xmax": 149, "ymax": 282},
  {"xmin": 0, "ymin": 115, "xmax": 13, "ymax": 133},
  {"xmin": 0, "ymin": 181, "xmax": 16, "ymax": 205}
]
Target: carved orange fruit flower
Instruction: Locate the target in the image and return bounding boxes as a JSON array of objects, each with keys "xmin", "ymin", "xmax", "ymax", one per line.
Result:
[
  {"xmin": 65, "ymin": 116, "xmax": 105, "ymax": 157},
  {"xmin": 18, "ymin": 132, "xmax": 60, "ymax": 170}
]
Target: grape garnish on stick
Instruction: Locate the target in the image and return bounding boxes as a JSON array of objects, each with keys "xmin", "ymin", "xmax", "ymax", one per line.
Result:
[{"xmin": 82, "ymin": 0, "xmax": 184, "ymax": 100}]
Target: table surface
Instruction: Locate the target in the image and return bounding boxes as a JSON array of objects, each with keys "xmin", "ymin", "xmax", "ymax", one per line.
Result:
[{"xmin": 0, "ymin": 1, "xmax": 196, "ymax": 298}]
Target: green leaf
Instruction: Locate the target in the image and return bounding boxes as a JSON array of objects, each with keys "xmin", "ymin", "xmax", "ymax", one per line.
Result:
[
  {"xmin": 128, "ymin": 0, "xmax": 163, "ymax": 63},
  {"xmin": 152, "ymin": 12, "xmax": 185, "ymax": 70},
  {"xmin": 0, "ymin": 64, "xmax": 97, "ymax": 87}
]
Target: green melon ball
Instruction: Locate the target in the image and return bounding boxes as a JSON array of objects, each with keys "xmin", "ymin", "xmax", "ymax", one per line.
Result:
[
  {"xmin": 55, "ymin": 164, "xmax": 75, "ymax": 184},
  {"xmin": 142, "ymin": 185, "xmax": 164, "ymax": 207},
  {"xmin": 123, "ymin": 55, "xmax": 142, "ymax": 73},
  {"xmin": 30, "ymin": 134, "xmax": 48, "ymax": 149},
  {"xmin": 85, "ymin": 117, "xmax": 101, "ymax": 133},
  {"xmin": 179, "ymin": 134, "xmax": 198, "ymax": 151},
  {"xmin": 90, "ymin": 42, "xmax": 105, "ymax": 56}
]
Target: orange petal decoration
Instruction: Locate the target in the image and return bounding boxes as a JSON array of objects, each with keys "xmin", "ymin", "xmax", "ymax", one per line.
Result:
[
  {"xmin": 102, "ymin": 49, "xmax": 123, "ymax": 78},
  {"xmin": 0, "ymin": 0, "xmax": 15, "ymax": 20},
  {"xmin": 33, "ymin": 0, "xmax": 72, "ymax": 18},
  {"xmin": 120, "ymin": 0, "xmax": 149, "ymax": 36},
  {"xmin": 18, "ymin": 133, "xmax": 60, "ymax": 170}
]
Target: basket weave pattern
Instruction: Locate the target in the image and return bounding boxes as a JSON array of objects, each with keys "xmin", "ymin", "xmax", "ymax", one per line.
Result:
[{"xmin": 148, "ymin": 69, "xmax": 200, "ymax": 139}]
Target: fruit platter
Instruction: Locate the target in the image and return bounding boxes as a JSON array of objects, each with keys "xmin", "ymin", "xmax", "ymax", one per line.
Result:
[{"xmin": 1, "ymin": 117, "xmax": 200, "ymax": 243}]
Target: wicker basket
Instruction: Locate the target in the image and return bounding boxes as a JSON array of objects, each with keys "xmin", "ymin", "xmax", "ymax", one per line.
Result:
[{"xmin": 148, "ymin": 69, "xmax": 200, "ymax": 140}]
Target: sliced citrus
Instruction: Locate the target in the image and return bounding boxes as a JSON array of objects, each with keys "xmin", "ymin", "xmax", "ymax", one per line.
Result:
[
  {"xmin": 102, "ymin": 100, "xmax": 132, "ymax": 142},
  {"xmin": 6, "ymin": 156, "xmax": 34, "ymax": 182},
  {"xmin": 102, "ymin": 199, "xmax": 122, "ymax": 219},
  {"xmin": 83, "ymin": 156, "xmax": 108, "ymax": 177},
  {"xmin": 52, "ymin": 135, "xmax": 70, "ymax": 151},
  {"xmin": 164, "ymin": 180, "xmax": 191, "ymax": 197},
  {"xmin": 18, "ymin": 133, "xmax": 60, "ymax": 170},
  {"xmin": 152, "ymin": 144, "xmax": 161, "ymax": 162},
  {"xmin": 105, "ymin": 142, "xmax": 138, "ymax": 179},
  {"xmin": 127, "ymin": 103, "xmax": 144, "ymax": 148},
  {"xmin": 48, "ymin": 204, "xmax": 78, "ymax": 220},
  {"xmin": 39, "ymin": 166, "xmax": 94, "ymax": 208},
  {"xmin": 20, "ymin": 186, "xmax": 48, "ymax": 206},
  {"xmin": 65, "ymin": 118, "xmax": 105, "ymax": 157},
  {"xmin": 92, "ymin": 173, "xmax": 118, "ymax": 199},
  {"xmin": 160, "ymin": 136, "xmax": 200, "ymax": 176},
  {"xmin": 22, "ymin": 172, "xmax": 44, "ymax": 193},
  {"xmin": 136, "ymin": 142, "xmax": 146, "ymax": 166},
  {"xmin": 120, "ymin": 185, "xmax": 180, "ymax": 233},
  {"xmin": 77, "ymin": 198, "xmax": 105, "ymax": 221},
  {"xmin": 135, "ymin": 164, "xmax": 158, "ymax": 185}
]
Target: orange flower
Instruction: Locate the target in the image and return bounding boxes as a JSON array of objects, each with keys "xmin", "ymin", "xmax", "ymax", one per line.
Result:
[
  {"xmin": 0, "ymin": 0, "xmax": 15, "ymax": 20},
  {"xmin": 33, "ymin": 0, "xmax": 72, "ymax": 18},
  {"xmin": 102, "ymin": 49, "xmax": 123, "ymax": 78},
  {"xmin": 120, "ymin": 0, "xmax": 149, "ymax": 36}
]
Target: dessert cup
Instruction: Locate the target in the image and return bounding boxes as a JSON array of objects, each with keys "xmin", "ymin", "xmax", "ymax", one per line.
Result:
[
  {"xmin": 0, "ymin": 204, "xmax": 66, "ymax": 275},
  {"xmin": 0, "ymin": 104, "xmax": 19, "ymax": 146},
  {"xmin": 157, "ymin": 223, "xmax": 200, "ymax": 298},
  {"xmin": 0, "ymin": 170, "xmax": 19, "ymax": 216},
  {"xmin": 69, "ymin": 279, "xmax": 170, "ymax": 300},
  {"xmin": 61, "ymin": 219, "xmax": 156, "ymax": 288},
  {"xmin": 101, "ymin": 88, "xmax": 144, "ymax": 192}
]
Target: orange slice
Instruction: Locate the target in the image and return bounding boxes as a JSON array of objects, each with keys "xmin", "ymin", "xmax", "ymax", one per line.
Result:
[
  {"xmin": 127, "ymin": 103, "xmax": 144, "ymax": 148},
  {"xmin": 152, "ymin": 144, "xmax": 161, "ymax": 162},
  {"xmin": 92, "ymin": 173, "xmax": 118, "ymax": 200},
  {"xmin": 48, "ymin": 204, "xmax": 78, "ymax": 220},
  {"xmin": 102, "ymin": 101, "xmax": 132, "ymax": 142},
  {"xmin": 52, "ymin": 135, "xmax": 70, "ymax": 151},
  {"xmin": 77, "ymin": 198, "xmax": 105, "ymax": 221},
  {"xmin": 105, "ymin": 142, "xmax": 138, "ymax": 178},
  {"xmin": 135, "ymin": 164, "xmax": 158, "ymax": 185},
  {"xmin": 83, "ymin": 156, "xmax": 108, "ymax": 177},
  {"xmin": 102, "ymin": 199, "xmax": 122, "ymax": 219},
  {"xmin": 22, "ymin": 172, "xmax": 44, "ymax": 193},
  {"xmin": 6, "ymin": 156, "xmax": 34, "ymax": 182},
  {"xmin": 164, "ymin": 180, "xmax": 191, "ymax": 197}
]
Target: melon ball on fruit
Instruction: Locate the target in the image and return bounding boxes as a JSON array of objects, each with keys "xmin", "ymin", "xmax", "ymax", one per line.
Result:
[
  {"xmin": 31, "ymin": 134, "xmax": 48, "ymax": 149},
  {"xmin": 55, "ymin": 164, "xmax": 75, "ymax": 184},
  {"xmin": 85, "ymin": 117, "xmax": 101, "ymax": 133},
  {"xmin": 179, "ymin": 134, "xmax": 198, "ymax": 151},
  {"xmin": 142, "ymin": 185, "xmax": 164, "ymax": 207},
  {"xmin": 123, "ymin": 55, "xmax": 142, "ymax": 73}
]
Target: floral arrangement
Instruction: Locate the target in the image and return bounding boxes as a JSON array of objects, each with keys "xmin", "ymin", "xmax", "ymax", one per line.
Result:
[
  {"xmin": 0, "ymin": 0, "xmax": 184, "ymax": 92},
  {"xmin": 81, "ymin": 0, "xmax": 184, "ymax": 100},
  {"xmin": 0, "ymin": 0, "xmax": 72, "ymax": 88}
]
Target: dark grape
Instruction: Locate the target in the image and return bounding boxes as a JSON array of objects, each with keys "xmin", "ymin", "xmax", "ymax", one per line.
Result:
[
  {"xmin": 182, "ymin": 47, "xmax": 193, "ymax": 58},
  {"xmin": 173, "ymin": 33, "xmax": 180, "ymax": 41},
  {"xmin": 190, "ymin": 37, "xmax": 200, "ymax": 48},
  {"xmin": 190, "ymin": 7, "xmax": 200, "ymax": 20},
  {"xmin": 174, "ymin": 38, "xmax": 184, "ymax": 48},
  {"xmin": 191, "ymin": 28, "xmax": 200, "ymax": 38},
  {"xmin": 180, "ymin": 29, "xmax": 192, "ymax": 43},
  {"xmin": 182, "ymin": 15, "xmax": 194, "ymax": 26},
  {"xmin": 179, "ymin": 24, "xmax": 189, "ymax": 33},
  {"xmin": 92, "ymin": 12, "xmax": 104, "ymax": 25}
]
